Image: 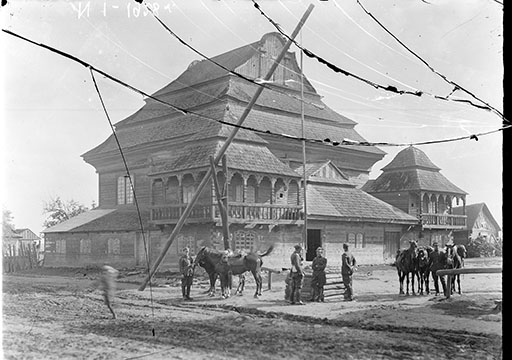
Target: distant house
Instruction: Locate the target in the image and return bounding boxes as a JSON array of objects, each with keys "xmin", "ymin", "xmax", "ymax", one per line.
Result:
[
  {"xmin": 2, "ymin": 227, "xmax": 41, "ymax": 256},
  {"xmin": 2, "ymin": 226, "xmax": 23, "ymax": 256},
  {"xmin": 363, "ymin": 146, "xmax": 468, "ymax": 251},
  {"xmin": 452, "ymin": 203, "xmax": 501, "ymax": 245}
]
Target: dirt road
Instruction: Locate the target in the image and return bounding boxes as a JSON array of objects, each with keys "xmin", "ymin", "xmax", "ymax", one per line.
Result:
[{"xmin": 2, "ymin": 257, "xmax": 502, "ymax": 359}]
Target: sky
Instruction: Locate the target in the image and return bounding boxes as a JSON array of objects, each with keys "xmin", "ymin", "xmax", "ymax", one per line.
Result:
[{"xmin": 1, "ymin": 0, "xmax": 503, "ymax": 235}]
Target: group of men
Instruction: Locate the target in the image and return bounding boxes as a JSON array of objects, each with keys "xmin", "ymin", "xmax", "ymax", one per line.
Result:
[{"xmin": 288, "ymin": 243, "xmax": 357, "ymax": 305}]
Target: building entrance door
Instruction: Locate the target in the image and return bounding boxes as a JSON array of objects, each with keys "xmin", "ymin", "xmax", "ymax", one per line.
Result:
[
  {"xmin": 306, "ymin": 229, "xmax": 322, "ymax": 261},
  {"xmin": 384, "ymin": 231, "xmax": 401, "ymax": 262}
]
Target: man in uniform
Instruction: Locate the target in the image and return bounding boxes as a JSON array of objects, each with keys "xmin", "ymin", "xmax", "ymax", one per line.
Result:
[
  {"xmin": 341, "ymin": 243, "xmax": 356, "ymax": 301},
  {"xmin": 429, "ymin": 241, "xmax": 447, "ymax": 296},
  {"xmin": 311, "ymin": 247, "xmax": 327, "ymax": 302},
  {"xmin": 289, "ymin": 244, "xmax": 305, "ymax": 305},
  {"xmin": 179, "ymin": 247, "xmax": 194, "ymax": 301}
]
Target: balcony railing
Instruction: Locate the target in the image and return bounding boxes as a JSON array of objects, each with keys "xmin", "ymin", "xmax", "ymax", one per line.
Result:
[
  {"xmin": 150, "ymin": 202, "xmax": 304, "ymax": 224},
  {"xmin": 420, "ymin": 213, "xmax": 467, "ymax": 229}
]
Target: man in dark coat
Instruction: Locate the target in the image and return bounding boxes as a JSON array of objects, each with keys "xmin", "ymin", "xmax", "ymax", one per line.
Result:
[
  {"xmin": 289, "ymin": 244, "xmax": 305, "ymax": 305},
  {"xmin": 341, "ymin": 243, "xmax": 356, "ymax": 301},
  {"xmin": 429, "ymin": 241, "xmax": 447, "ymax": 296},
  {"xmin": 311, "ymin": 247, "xmax": 327, "ymax": 302},
  {"xmin": 179, "ymin": 247, "xmax": 194, "ymax": 300}
]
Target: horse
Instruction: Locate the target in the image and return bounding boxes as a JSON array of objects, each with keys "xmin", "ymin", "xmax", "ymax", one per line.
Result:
[
  {"xmin": 445, "ymin": 244, "xmax": 464, "ymax": 295},
  {"xmin": 194, "ymin": 245, "xmax": 274, "ymax": 298},
  {"xmin": 395, "ymin": 240, "xmax": 418, "ymax": 295},
  {"xmin": 416, "ymin": 246, "xmax": 433, "ymax": 295}
]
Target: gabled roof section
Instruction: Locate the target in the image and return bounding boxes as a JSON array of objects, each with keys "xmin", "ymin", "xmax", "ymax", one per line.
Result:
[
  {"xmin": 290, "ymin": 161, "xmax": 352, "ymax": 186},
  {"xmin": 366, "ymin": 146, "xmax": 466, "ymax": 195},
  {"xmin": 14, "ymin": 228, "xmax": 41, "ymax": 240},
  {"xmin": 43, "ymin": 209, "xmax": 149, "ymax": 233},
  {"xmin": 453, "ymin": 203, "xmax": 501, "ymax": 232},
  {"xmin": 149, "ymin": 140, "xmax": 299, "ymax": 177},
  {"xmin": 382, "ymin": 146, "xmax": 440, "ymax": 171},
  {"xmin": 307, "ymin": 184, "xmax": 418, "ymax": 224}
]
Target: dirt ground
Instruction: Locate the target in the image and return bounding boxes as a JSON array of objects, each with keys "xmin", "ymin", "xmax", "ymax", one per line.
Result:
[{"xmin": 2, "ymin": 257, "xmax": 502, "ymax": 360}]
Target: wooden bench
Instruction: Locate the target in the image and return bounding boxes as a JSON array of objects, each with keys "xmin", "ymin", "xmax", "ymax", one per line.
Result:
[{"xmin": 436, "ymin": 267, "xmax": 502, "ymax": 299}]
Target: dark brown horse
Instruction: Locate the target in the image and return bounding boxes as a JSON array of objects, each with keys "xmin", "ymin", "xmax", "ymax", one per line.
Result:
[
  {"xmin": 445, "ymin": 244, "xmax": 464, "ymax": 295},
  {"xmin": 395, "ymin": 240, "xmax": 418, "ymax": 295},
  {"xmin": 416, "ymin": 246, "xmax": 433, "ymax": 295},
  {"xmin": 194, "ymin": 245, "xmax": 274, "ymax": 298}
]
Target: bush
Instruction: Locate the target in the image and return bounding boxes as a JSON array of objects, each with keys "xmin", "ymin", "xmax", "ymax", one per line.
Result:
[{"xmin": 466, "ymin": 236, "xmax": 501, "ymax": 257}]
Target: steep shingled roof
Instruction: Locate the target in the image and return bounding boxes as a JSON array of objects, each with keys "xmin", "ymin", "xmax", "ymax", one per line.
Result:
[
  {"xmin": 382, "ymin": 146, "xmax": 440, "ymax": 171},
  {"xmin": 365, "ymin": 146, "xmax": 466, "ymax": 195},
  {"xmin": 149, "ymin": 140, "xmax": 300, "ymax": 177},
  {"xmin": 150, "ymin": 32, "xmax": 316, "ymax": 97},
  {"xmin": 307, "ymin": 184, "xmax": 418, "ymax": 224}
]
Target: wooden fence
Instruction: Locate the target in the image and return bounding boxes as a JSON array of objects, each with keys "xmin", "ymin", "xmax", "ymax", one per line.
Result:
[
  {"xmin": 3, "ymin": 243, "xmax": 42, "ymax": 273},
  {"xmin": 436, "ymin": 267, "xmax": 502, "ymax": 299}
]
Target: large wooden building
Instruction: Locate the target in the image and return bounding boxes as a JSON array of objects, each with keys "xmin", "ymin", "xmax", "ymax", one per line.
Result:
[{"xmin": 43, "ymin": 33, "xmax": 448, "ymax": 270}]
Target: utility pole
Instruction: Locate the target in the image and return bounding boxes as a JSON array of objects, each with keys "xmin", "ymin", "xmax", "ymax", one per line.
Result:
[{"xmin": 138, "ymin": 3, "xmax": 315, "ymax": 291}]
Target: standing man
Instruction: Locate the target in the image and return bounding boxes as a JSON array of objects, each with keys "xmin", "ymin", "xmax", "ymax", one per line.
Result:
[
  {"xmin": 289, "ymin": 244, "xmax": 305, "ymax": 305},
  {"xmin": 179, "ymin": 247, "xmax": 194, "ymax": 301},
  {"xmin": 311, "ymin": 247, "xmax": 327, "ymax": 302},
  {"xmin": 429, "ymin": 241, "xmax": 447, "ymax": 296},
  {"xmin": 341, "ymin": 243, "xmax": 356, "ymax": 301}
]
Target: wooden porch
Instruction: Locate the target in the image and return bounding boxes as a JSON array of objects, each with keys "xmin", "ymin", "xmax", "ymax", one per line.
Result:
[
  {"xmin": 420, "ymin": 213, "xmax": 466, "ymax": 230},
  {"xmin": 150, "ymin": 202, "xmax": 304, "ymax": 225}
]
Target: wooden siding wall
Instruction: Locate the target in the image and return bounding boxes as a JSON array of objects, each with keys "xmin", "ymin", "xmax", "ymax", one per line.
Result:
[
  {"xmin": 44, "ymin": 232, "xmax": 137, "ymax": 268},
  {"xmin": 370, "ymin": 192, "xmax": 410, "ymax": 214},
  {"xmin": 99, "ymin": 171, "xmax": 151, "ymax": 209}
]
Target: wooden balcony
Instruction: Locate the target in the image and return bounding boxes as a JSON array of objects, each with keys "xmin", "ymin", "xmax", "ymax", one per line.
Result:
[
  {"xmin": 420, "ymin": 213, "xmax": 467, "ymax": 230},
  {"xmin": 150, "ymin": 202, "xmax": 304, "ymax": 225}
]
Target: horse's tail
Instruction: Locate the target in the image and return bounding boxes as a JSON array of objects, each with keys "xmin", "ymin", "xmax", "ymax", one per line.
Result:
[{"xmin": 258, "ymin": 244, "xmax": 274, "ymax": 258}]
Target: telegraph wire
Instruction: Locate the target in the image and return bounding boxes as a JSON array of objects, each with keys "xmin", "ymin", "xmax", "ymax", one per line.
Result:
[
  {"xmin": 89, "ymin": 68, "xmax": 157, "ymax": 330},
  {"xmin": 252, "ymin": 1, "xmax": 423, "ymax": 96},
  {"xmin": 354, "ymin": 0, "xmax": 504, "ymax": 120},
  {"xmin": 3, "ymin": 28, "xmax": 508, "ymax": 149},
  {"xmin": 252, "ymin": 0, "xmax": 505, "ymax": 121}
]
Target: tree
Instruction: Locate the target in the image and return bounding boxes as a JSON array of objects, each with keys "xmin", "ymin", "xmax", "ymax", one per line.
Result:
[
  {"xmin": 43, "ymin": 197, "xmax": 89, "ymax": 229},
  {"xmin": 2, "ymin": 209, "xmax": 15, "ymax": 234}
]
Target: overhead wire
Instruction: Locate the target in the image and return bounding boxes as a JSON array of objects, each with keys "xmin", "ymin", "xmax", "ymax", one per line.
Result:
[
  {"xmin": 354, "ymin": 0, "xmax": 504, "ymax": 121},
  {"xmin": 3, "ymin": 28, "xmax": 508, "ymax": 149},
  {"xmin": 89, "ymin": 68, "xmax": 157, "ymax": 333},
  {"xmin": 253, "ymin": 0, "xmax": 505, "ymax": 121}
]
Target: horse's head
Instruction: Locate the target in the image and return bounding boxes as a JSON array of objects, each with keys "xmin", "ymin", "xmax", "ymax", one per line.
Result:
[
  {"xmin": 194, "ymin": 246, "xmax": 208, "ymax": 267},
  {"xmin": 445, "ymin": 244, "xmax": 456, "ymax": 267}
]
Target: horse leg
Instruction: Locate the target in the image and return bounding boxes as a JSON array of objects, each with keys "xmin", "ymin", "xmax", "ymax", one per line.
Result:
[
  {"xmin": 253, "ymin": 271, "xmax": 262, "ymax": 298},
  {"xmin": 405, "ymin": 273, "xmax": 410, "ymax": 295},
  {"xmin": 424, "ymin": 270, "xmax": 430, "ymax": 295},
  {"xmin": 398, "ymin": 270, "xmax": 404, "ymax": 295},
  {"xmin": 411, "ymin": 271, "xmax": 416, "ymax": 295},
  {"xmin": 457, "ymin": 274, "xmax": 462, "ymax": 295}
]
